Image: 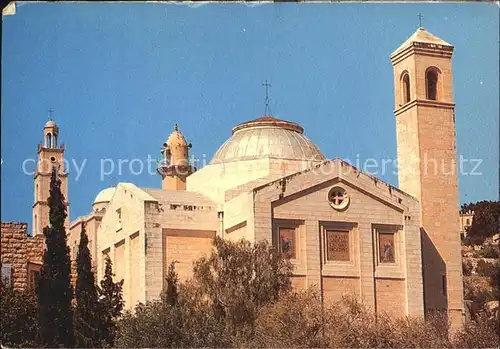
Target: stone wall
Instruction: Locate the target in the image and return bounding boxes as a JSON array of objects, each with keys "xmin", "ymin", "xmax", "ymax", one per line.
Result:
[{"xmin": 1, "ymin": 222, "xmax": 44, "ymax": 290}]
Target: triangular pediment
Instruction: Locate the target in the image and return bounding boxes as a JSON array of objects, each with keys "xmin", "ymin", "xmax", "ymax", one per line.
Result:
[{"xmin": 255, "ymin": 158, "xmax": 416, "ymax": 212}]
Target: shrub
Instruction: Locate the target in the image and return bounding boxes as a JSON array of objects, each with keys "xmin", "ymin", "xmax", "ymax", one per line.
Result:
[
  {"xmin": 245, "ymin": 288, "xmax": 327, "ymax": 348},
  {"xmin": 116, "ymin": 237, "xmax": 292, "ymax": 348},
  {"xmin": 452, "ymin": 312, "xmax": 500, "ymax": 348},
  {"xmin": 463, "ymin": 234, "xmax": 486, "ymax": 246},
  {"xmin": 0, "ymin": 281, "xmax": 40, "ymax": 347},
  {"xmin": 476, "ymin": 259, "xmax": 498, "ymax": 277},
  {"xmin": 479, "ymin": 243, "xmax": 500, "ymax": 259},
  {"xmin": 462, "ymin": 260, "xmax": 473, "ymax": 276}
]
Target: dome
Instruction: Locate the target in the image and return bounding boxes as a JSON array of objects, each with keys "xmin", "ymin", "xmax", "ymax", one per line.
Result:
[
  {"xmin": 45, "ymin": 120, "xmax": 57, "ymax": 128},
  {"xmin": 165, "ymin": 124, "xmax": 188, "ymax": 147},
  {"xmin": 210, "ymin": 116, "xmax": 325, "ymax": 164},
  {"xmin": 93, "ymin": 187, "xmax": 115, "ymax": 204}
]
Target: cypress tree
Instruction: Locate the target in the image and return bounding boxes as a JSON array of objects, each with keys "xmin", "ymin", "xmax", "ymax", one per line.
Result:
[
  {"xmin": 162, "ymin": 261, "xmax": 179, "ymax": 306},
  {"xmin": 36, "ymin": 166, "xmax": 74, "ymax": 347},
  {"xmin": 98, "ymin": 256, "xmax": 124, "ymax": 347},
  {"xmin": 74, "ymin": 222, "xmax": 101, "ymax": 347}
]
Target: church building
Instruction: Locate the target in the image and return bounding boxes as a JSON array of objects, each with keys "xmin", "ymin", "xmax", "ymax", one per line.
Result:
[{"xmin": 1, "ymin": 26, "xmax": 464, "ymax": 328}]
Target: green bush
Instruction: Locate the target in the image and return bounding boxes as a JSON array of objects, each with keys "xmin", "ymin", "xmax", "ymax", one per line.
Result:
[
  {"xmin": 479, "ymin": 243, "xmax": 500, "ymax": 259},
  {"xmin": 476, "ymin": 259, "xmax": 498, "ymax": 277},
  {"xmin": 462, "ymin": 260, "xmax": 473, "ymax": 276},
  {"xmin": 0, "ymin": 281, "xmax": 40, "ymax": 348}
]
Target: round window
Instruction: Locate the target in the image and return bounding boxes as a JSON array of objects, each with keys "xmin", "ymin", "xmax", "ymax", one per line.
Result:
[
  {"xmin": 50, "ymin": 157, "xmax": 56, "ymax": 162},
  {"xmin": 328, "ymin": 186, "xmax": 350, "ymax": 211}
]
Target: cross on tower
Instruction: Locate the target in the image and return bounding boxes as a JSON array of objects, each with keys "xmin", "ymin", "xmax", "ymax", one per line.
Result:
[
  {"xmin": 418, "ymin": 13, "xmax": 424, "ymax": 28},
  {"xmin": 47, "ymin": 108, "xmax": 54, "ymax": 120},
  {"xmin": 262, "ymin": 80, "xmax": 272, "ymax": 116}
]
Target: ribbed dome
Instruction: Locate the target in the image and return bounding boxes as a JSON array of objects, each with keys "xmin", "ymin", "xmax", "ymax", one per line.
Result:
[
  {"xmin": 210, "ymin": 116, "xmax": 325, "ymax": 164},
  {"xmin": 93, "ymin": 187, "xmax": 115, "ymax": 204}
]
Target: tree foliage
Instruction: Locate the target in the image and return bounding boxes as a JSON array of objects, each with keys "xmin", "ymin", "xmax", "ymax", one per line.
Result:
[
  {"xmin": 476, "ymin": 259, "xmax": 498, "ymax": 278},
  {"xmin": 0, "ymin": 280, "xmax": 39, "ymax": 347},
  {"xmin": 36, "ymin": 166, "xmax": 74, "ymax": 347},
  {"xmin": 98, "ymin": 255, "xmax": 124, "ymax": 347},
  {"xmin": 461, "ymin": 200, "xmax": 500, "ymax": 245},
  {"xmin": 116, "ymin": 237, "xmax": 292, "ymax": 348},
  {"xmin": 162, "ymin": 261, "xmax": 179, "ymax": 307},
  {"xmin": 192, "ymin": 236, "xmax": 293, "ymax": 337},
  {"xmin": 462, "ymin": 260, "xmax": 473, "ymax": 276},
  {"xmin": 74, "ymin": 222, "xmax": 102, "ymax": 347}
]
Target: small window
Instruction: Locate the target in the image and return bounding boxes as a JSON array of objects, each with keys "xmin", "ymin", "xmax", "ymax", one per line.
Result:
[
  {"xmin": 27, "ymin": 263, "xmax": 42, "ymax": 290},
  {"xmin": 466, "ymin": 218, "xmax": 470, "ymax": 226},
  {"xmin": 441, "ymin": 275, "xmax": 447, "ymax": 296},
  {"xmin": 34, "ymin": 214, "xmax": 38, "ymax": 235},
  {"xmin": 378, "ymin": 232, "xmax": 396, "ymax": 263},
  {"xmin": 403, "ymin": 73, "xmax": 411, "ymax": 104},
  {"xmin": 1, "ymin": 264, "xmax": 12, "ymax": 287},
  {"xmin": 326, "ymin": 230, "xmax": 350, "ymax": 261},
  {"xmin": 116, "ymin": 208, "xmax": 122, "ymax": 231},
  {"xmin": 279, "ymin": 227, "xmax": 296, "ymax": 259},
  {"xmin": 401, "ymin": 72, "xmax": 411, "ymax": 104},
  {"xmin": 426, "ymin": 67, "xmax": 439, "ymax": 100}
]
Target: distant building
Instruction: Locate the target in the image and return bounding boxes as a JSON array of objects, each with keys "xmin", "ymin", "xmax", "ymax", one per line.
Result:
[{"xmin": 459, "ymin": 210, "xmax": 474, "ymax": 239}]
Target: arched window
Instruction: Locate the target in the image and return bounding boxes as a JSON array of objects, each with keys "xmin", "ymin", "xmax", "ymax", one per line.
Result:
[
  {"xmin": 34, "ymin": 214, "xmax": 38, "ymax": 235},
  {"xmin": 45, "ymin": 133, "xmax": 51, "ymax": 148},
  {"xmin": 401, "ymin": 72, "xmax": 411, "ymax": 104},
  {"xmin": 35, "ymin": 184, "xmax": 38, "ymax": 202},
  {"xmin": 426, "ymin": 67, "xmax": 440, "ymax": 100}
]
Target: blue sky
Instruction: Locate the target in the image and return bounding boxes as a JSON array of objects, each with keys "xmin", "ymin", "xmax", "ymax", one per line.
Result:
[{"xmin": 1, "ymin": 2, "xmax": 498, "ymax": 227}]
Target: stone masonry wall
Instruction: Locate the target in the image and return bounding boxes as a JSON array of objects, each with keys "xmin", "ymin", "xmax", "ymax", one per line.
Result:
[{"xmin": 1, "ymin": 222, "xmax": 44, "ymax": 290}]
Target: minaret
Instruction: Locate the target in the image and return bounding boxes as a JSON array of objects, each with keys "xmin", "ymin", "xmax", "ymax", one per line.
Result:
[
  {"xmin": 391, "ymin": 27, "xmax": 463, "ymax": 327},
  {"xmin": 33, "ymin": 119, "xmax": 70, "ymax": 235},
  {"xmin": 157, "ymin": 124, "xmax": 195, "ymax": 190}
]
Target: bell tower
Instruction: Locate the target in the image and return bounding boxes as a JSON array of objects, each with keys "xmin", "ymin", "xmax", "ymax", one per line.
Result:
[
  {"xmin": 391, "ymin": 27, "xmax": 463, "ymax": 327},
  {"xmin": 33, "ymin": 119, "xmax": 69, "ymax": 235},
  {"xmin": 157, "ymin": 124, "xmax": 195, "ymax": 190}
]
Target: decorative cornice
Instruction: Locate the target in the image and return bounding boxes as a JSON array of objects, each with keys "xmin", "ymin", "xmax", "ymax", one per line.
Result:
[
  {"xmin": 394, "ymin": 99, "xmax": 455, "ymax": 116},
  {"xmin": 37, "ymin": 144, "xmax": 65, "ymax": 154},
  {"xmin": 34, "ymin": 171, "xmax": 69, "ymax": 179},
  {"xmin": 32, "ymin": 200, "xmax": 70, "ymax": 208},
  {"xmin": 157, "ymin": 164, "xmax": 195, "ymax": 178},
  {"xmin": 391, "ymin": 42, "xmax": 453, "ymax": 65}
]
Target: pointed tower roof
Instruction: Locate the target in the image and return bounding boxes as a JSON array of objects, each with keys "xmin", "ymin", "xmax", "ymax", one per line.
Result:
[{"xmin": 391, "ymin": 27, "xmax": 453, "ymax": 57}]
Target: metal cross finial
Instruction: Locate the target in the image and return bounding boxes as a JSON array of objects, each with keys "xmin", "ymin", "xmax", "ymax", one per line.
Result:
[
  {"xmin": 174, "ymin": 123, "xmax": 178, "ymax": 131},
  {"xmin": 418, "ymin": 13, "xmax": 424, "ymax": 28},
  {"xmin": 262, "ymin": 80, "xmax": 272, "ymax": 116},
  {"xmin": 48, "ymin": 108, "xmax": 54, "ymax": 120}
]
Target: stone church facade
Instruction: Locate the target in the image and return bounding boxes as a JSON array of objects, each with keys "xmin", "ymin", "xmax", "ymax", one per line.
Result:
[{"xmin": 1, "ymin": 27, "xmax": 464, "ymax": 326}]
